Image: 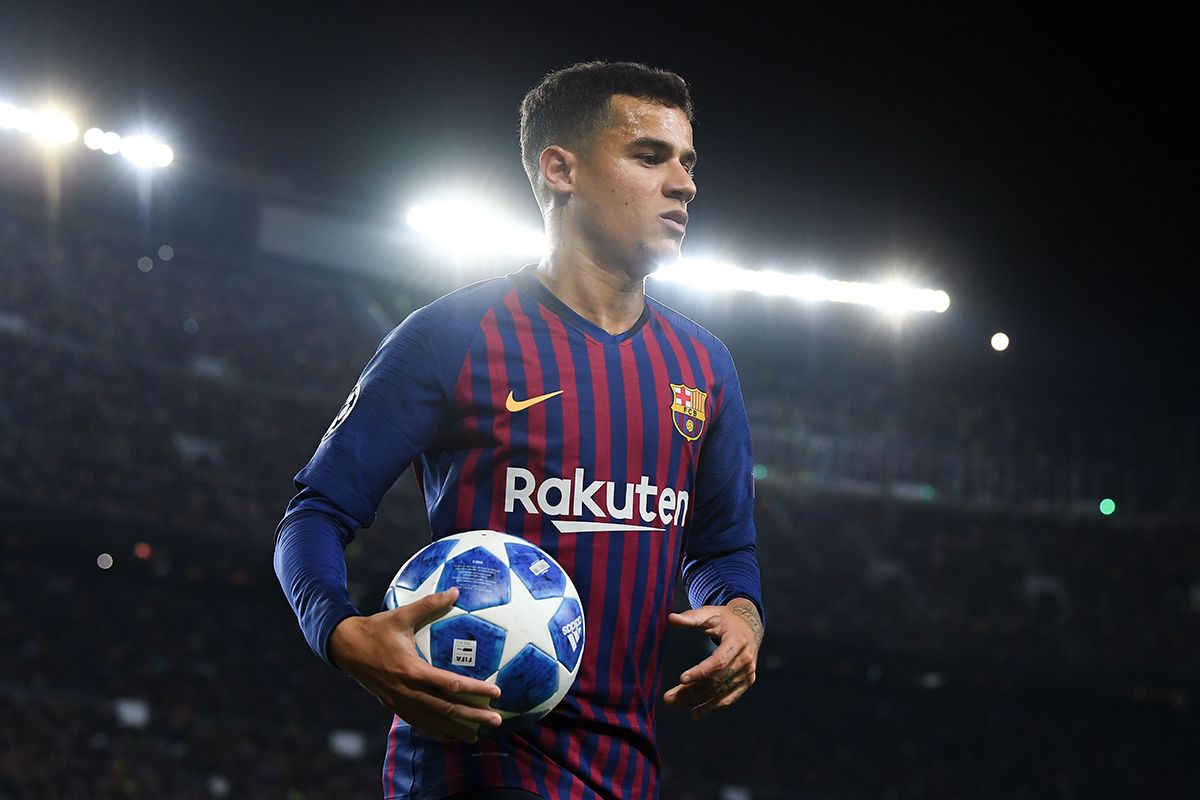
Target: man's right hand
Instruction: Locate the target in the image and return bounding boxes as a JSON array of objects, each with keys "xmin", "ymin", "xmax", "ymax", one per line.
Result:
[{"xmin": 329, "ymin": 587, "xmax": 503, "ymax": 743}]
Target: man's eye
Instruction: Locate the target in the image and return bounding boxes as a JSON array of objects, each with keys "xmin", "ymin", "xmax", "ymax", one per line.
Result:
[{"xmin": 638, "ymin": 154, "xmax": 661, "ymax": 165}]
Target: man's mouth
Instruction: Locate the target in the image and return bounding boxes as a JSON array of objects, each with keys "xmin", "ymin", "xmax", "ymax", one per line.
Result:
[{"xmin": 660, "ymin": 210, "xmax": 688, "ymax": 233}]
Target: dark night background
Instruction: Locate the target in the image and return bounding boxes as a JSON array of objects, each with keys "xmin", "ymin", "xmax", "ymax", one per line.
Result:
[
  {"xmin": 2, "ymin": 4, "xmax": 1199, "ymax": 799},
  {"xmin": 3, "ymin": 5, "xmax": 1195, "ymax": 408}
]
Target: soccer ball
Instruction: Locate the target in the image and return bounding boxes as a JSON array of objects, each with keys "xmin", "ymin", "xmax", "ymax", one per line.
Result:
[{"xmin": 383, "ymin": 530, "xmax": 585, "ymax": 734}]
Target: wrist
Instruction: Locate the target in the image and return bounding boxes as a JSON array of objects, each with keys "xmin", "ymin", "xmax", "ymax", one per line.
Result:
[
  {"xmin": 726, "ymin": 597, "xmax": 764, "ymax": 645},
  {"xmin": 328, "ymin": 613, "xmax": 366, "ymax": 670}
]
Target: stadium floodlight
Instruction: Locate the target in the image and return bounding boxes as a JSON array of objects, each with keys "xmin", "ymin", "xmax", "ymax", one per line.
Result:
[
  {"xmin": 100, "ymin": 131, "xmax": 122, "ymax": 155},
  {"xmin": 0, "ymin": 102, "xmax": 78, "ymax": 144},
  {"xmin": 1, "ymin": 95, "xmax": 174, "ymax": 166},
  {"xmin": 402, "ymin": 193, "xmax": 950, "ymax": 312},
  {"xmin": 652, "ymin": 258, "xmax": 951, "ymax": 313},
  {"xmin": 83, "ymin": 127, "xmax": 105, "ymax": 150},
  {"xmin": 0, "ymin": 102, "xmax": 33, "ymax": 132},
  {"xmin": 120, "ymin": 134, "xmax": 174, "ymax": 168},
  {"xmin": 0, "ymin": 102, "xmax": 22, "ymax": 129},
  {"xmin": 406, "ymin": 197, "xmax": 546, "ymax": 259},
  {"xmin": 31, "ymin": 110, "xmax": 79, "ymax": 145}
]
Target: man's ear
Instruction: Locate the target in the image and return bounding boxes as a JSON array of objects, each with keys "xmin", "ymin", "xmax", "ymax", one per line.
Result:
[{"xmin": 540, "ymin": 145, "xmax": 577, "ymax": 198}]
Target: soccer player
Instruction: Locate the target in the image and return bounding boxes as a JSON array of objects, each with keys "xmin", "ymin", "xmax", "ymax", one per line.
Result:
[{"xmin": 274, "ymin": 61, "xmax": 765, "ymax": 800}]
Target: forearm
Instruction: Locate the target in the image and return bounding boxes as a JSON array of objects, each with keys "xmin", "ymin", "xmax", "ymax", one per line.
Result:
[
  {"xmin": 273, "ymin": 508, "xmax": 363, "ymax": 668},
  {"xmin": 682, "ymin": 545, "xmax": 765, "ymax": 629}
]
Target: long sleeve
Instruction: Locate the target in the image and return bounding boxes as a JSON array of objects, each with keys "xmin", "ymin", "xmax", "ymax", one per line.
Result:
[
  {"xmin": 275, "ymin": 293, "xmax": 486, "ymax": 667},
  {"xmin": 681, "ymin": 545, "xmax": 763, "ymax": 624},
  {"xmin": 273, "ymin": 489, "xmax": 362, "ymax": 668},
  {"xmin": 680, "ymin": 354, "xmax": 766, "ymax": 628}
]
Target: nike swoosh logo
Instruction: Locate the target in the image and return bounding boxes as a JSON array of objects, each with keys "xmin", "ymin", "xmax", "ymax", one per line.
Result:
[{"xmin": 505, "ymin": 389, "xmax": 564, "ymax": 412}]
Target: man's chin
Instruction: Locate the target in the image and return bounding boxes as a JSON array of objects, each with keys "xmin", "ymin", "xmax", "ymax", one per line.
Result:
[{"xmin": 636, "ymin": 246, "xmax": 683, "ymax": 278}]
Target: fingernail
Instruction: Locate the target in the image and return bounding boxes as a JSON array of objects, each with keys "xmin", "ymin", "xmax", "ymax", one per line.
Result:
[{"xmin": 681, "ymin": 672, "xmax": 692, "ymax": 682}]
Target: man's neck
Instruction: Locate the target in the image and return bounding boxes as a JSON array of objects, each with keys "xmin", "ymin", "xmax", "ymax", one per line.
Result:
[{"xmin": 533, "ymin": 249, "xmax": 647, "ymax": 336}]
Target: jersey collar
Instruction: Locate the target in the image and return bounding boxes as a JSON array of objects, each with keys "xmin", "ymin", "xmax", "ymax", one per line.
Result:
[{"xmin": 510, "ymin": 263, "xmax": 650, "ymax": 346}]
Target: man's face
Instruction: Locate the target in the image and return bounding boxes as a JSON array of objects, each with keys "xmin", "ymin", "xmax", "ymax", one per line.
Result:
[{"xmin": 567, "ymin": 94, "xmax": 697, "ymax": 278}]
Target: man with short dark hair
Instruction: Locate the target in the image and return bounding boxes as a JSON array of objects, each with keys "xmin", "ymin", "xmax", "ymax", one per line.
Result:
[{"xmin": 275, "ymin": 60, "xmax": 764, "ymax": 800}]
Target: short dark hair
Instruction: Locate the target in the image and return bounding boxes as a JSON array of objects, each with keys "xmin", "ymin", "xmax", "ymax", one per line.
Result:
[{"xmin": 519, "ymin": 61, "xmax": 694, "ymax": 205}]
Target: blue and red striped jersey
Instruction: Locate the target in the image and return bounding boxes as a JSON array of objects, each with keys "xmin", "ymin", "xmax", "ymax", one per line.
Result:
[{"xmin": 279, "ymin": 264, "xmax": 763, "ymax": 800}]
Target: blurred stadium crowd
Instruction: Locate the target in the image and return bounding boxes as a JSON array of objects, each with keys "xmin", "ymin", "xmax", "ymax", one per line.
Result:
[{"xmin": 1, "ymin": 191, "xmax": 1198, "ymax": 798}]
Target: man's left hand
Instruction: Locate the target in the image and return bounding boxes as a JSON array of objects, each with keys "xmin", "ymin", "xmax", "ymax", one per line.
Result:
[{"xmin": 662, "ymin": 598, "xmax": 763, "ymax": 720}]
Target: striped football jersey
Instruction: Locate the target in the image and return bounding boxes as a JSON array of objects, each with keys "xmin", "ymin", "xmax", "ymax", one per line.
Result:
[{"xmin": 288, "ymin": 264, "xmax": 763, "ymax": 800}]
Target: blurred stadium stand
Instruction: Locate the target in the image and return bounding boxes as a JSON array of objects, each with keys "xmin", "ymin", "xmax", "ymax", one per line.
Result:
[{"xmin": 1, "ymin": 146, "xmax": 1198, "ymax": 798}]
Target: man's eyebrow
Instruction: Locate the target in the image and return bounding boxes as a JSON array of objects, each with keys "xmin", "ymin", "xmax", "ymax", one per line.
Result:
[{"xmin": 628, "ymin": 137, "xmax": 698, "ymax": 167}]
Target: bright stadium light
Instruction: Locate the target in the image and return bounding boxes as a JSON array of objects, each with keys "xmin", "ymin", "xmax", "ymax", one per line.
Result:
[
  {"xmin": 120, "ymin": 134, "xmax": 174, "ymax": 168},
  {"xmin": 0, "ymin": 102, "xmax": 23, "ymax": 130},
  {"xmin": 402, "ymin": 193, "xmax": 949, "ymax": 312},
  {"xmin": 31, "ymin": 110, "xmax": 79, "ymax": 145},
  {"xmin": 100, "ymin": 130, "xmax": 122, "ymax": 155},
  {"xmin": 652, "ymin": 258, "xmax": 951, "ymax": 313},
  {"xmin": 406, "ymin": 197, "xmax": 545, "ymax": 259},
  {"xmin": 0, "ymin": 102, "xmax": 78, "ymax": 144},
  {"xmin": 83, "ymin": 127, "xmax": 105, "ymax": 150},
  {"xmin": 1, "ymin": 95, "xmax": 175, "ymax": 166},
  {"xmin": 0, "ymin": 102, "xmax": 34, "ymax": 132}
]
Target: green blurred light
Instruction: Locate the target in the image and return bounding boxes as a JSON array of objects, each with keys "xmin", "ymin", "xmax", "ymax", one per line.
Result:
[
  {"xmin": 1099, "ymin": 498, "xmax": 1116, "ymax": 515},
  {"xmin": 919, "ymin": 485, "xmax": 937, "ymax": 501},
  {"xmin": 752, "ymin": 464, "xmax": 768, "ymax": 481}
]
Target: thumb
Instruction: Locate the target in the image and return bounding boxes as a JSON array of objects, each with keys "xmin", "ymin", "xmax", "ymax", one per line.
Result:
[
  {"xmin": 403, "ymin": 587, "xmax": 460, "ymax": 631},
  {"xmin": 667, "ymin": 608, "xmax": 717, "ymax": 629}
]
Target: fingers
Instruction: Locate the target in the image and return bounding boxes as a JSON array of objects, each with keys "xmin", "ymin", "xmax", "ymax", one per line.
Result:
[
  {"xmin": 414, "ymin": 660, "xmax": 503, "ymax": 703},
  {"xmin": 415, "ymin": 687, "xmax": 503, "ymax": 729},
  {"xmin": 662, "ymin": 670, "xmax": 756, "ymax": 719},
  {"xmin": 667, "ymin": 609, "xmax": 720, "ymax": 630},
  {"xmin": 415, "ymin": 691, "xmax": 501, "ymax": 734},
  {"xmin": 379, "ymin": 678, "xmax": 502, "ymax": 743},
  {"xmin": 662, "ymin": 671, "xmax": 729, "ymax": 710},
  {"xmin": 668, "ymin": 607, "xmax": 744, "ymax": 651},
  {"xmin": 662, "ymin": 640, "xmax": 756, "ymax": 715},
  {"xmin": 662, "ymin": 606, "xmax": 762, "ymax": 720},
  {"xmin": 365, "ymin": 624, "xmax": 505, "ymax": 741},
  {"xmin": 683, "ymin": 672, "xmax": 755, "ymax": 720},
  {"xmin": 402, "ymin": 587, "xmax": 462, "ymax": 630},
  {"xmin": 680, "ymin": 639, "xmax": 746, "ymax": 686},
  {"xmin": 662, "ymin": 672, "xmax": 722, "ymax": 709},
  {"xmin": 346, "ymin": 597, "xmax": 510, "ymax": 744},
  {"xmin": 392, "ymin": 662, "xmax": 503, "ymax": 726}
]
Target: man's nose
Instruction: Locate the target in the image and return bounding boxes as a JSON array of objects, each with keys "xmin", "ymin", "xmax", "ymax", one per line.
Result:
[{"xmin": 665, "ymin": 160, "xmax": 697, "ymax": 204}]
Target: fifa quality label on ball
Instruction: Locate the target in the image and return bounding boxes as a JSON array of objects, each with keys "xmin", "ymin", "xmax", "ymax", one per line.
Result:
[{"xmin": 452, "ymin": 639, "xmax": 477, "ymax": 668}]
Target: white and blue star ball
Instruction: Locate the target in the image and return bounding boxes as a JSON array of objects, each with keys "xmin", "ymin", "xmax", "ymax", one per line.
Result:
[{"xmin": 384, "ymin": 530, "xmax": 586, "ymax": 734}]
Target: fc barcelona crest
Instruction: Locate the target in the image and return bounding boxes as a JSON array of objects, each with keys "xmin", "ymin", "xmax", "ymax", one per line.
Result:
[{"xmin": 669, "ymin": 383, "xmax": 708, "ymax": 442}]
